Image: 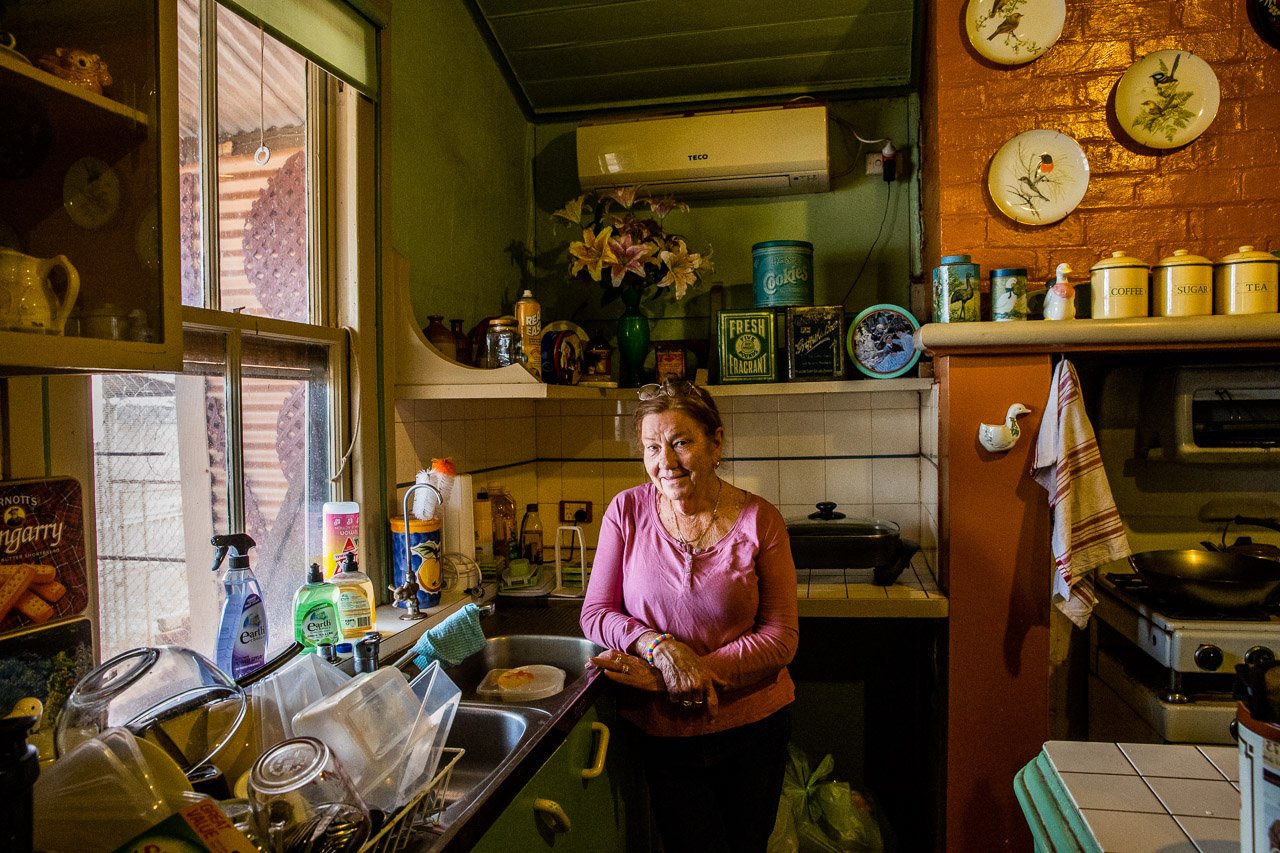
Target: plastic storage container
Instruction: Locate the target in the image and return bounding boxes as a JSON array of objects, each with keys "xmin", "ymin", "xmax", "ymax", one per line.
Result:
[
  {"xmin": 291, "ymin": 665, "xmax": 458, "ymax": 812},
  {"xmin": 477, "ymin": 664, "xmax": 566, "ymax": 702}
]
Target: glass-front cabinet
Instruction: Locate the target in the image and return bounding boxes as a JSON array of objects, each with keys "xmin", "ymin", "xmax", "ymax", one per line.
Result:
[{"xmin": 0, "ymin": 0, "xmax": 179, "ymax": 373}]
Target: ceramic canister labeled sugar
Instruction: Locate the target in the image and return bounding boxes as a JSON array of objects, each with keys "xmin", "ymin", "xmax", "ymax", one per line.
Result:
[
  {"xmin": 1152, "ymin": 249, "xmax": 1213, "ymax": 317},
  {"xmin": 752, "ymin": 241, "xmax": 814, "ymax": 308},
  {"xmin": 932, "ymin": 255, "xmax": 981, "ymax": 322},
  {"xmin": 1215, "ymin": 245, "xmax": 1279, "ymax": 315},
  {"xmin": 1090, "ymin": 251, "xmax": 1150, "ymax": 319},
  {"xmin": 390, "ymin": 515, "xmax": 442, "ymax": 609}
]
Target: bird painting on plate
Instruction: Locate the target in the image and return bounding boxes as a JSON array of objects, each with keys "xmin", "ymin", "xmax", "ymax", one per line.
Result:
[
  {"xmin": 988, "ymin": 12, "xmax": 1023, "ymax": 40},
  {"xmin": 1004, "ymin": 141, "xmax": 1072, "ymax": 221}
]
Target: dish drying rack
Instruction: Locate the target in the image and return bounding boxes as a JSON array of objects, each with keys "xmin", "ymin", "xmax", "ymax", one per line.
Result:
[{"xmin": 359, "ymin": 746, "xmax": 464, "ymax": 853}]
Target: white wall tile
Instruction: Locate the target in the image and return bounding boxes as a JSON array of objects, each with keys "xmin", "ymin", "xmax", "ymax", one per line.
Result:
[
  {"xmin": 874, "ymin": 504, "xmax": 921, "ymax": 539},
  {"xmin": 780, "ymin": 459, "xmax": 827, "ymax": 505},
  {"xmin": 394, "ymin": 400, "xmax": 416, "ymax": 424},
  {"xmin": 823, "ymin": 392, "xmax": 872, "ymax": 411},
  {"xmin": 561, "ymin": 398, "xmax": 604, "ymax": 417},
  {"xmin": 601, "ymin": 414, "xmax": 633, "ymax": 459},
  {"xmin": 871, "ymin": 457, "xmax": 921, "ymax": 505},
  {"xmin": 824, "ymin": 409, "xmax": 873, "ymax": 456},
  {"xmin": 437, "ymin": 419, "xmax": 468, "ymax": 471},
  {"xmin": 731, "ymin": 460, "xmax": 780, "ymax": 505},
  {"xmin": 604, "ymin": 461, "xmax": 644, "ymax": 506},
  {"xmin": 535, "ymin": 399, "xmax": 561, "ymax": 418},
  {"xmin": 393, "ymin": 418, "xmax": 417, "ymax": 484},
  {"xmin": 561, "ymin": 461, "xmax": 605, "ymax": 515},
  {"xmin": 785, "ymin": 392, "xmax": 825, "ymax": 412},
  {"xmin": 537, "ymin": 461, "xmax": 562, "ymax": 505},
  {"xmin": 536, "ymin": 415, "xmax": 563, "ymax": 458},
  {"xmin": 825, "ymin": 458, "xmax": 873, "ymax": 505},
  {"xmin": 777, "ymin": 410, "xmax": 826, "ymax": 457},
  {"xmin": 872, "ymin": 407, "xmax": 921, "ymax": 455},
  {"xmin": 562, "ymin": 415, "xmax": 603, "ymax": 459},
  {"xmin": 416, "ymin": 400, "xmax": 442, "ymax": 421},
  {"xmin": 732, "ymin": 394, "xmax": 781, "ymax": 413},
  {"xmin": 732, "ymin": 411, "xmax": 780, "ymax": 458},
  {"xmin": 876, "ymin": 391, "xmax": 923, "ymax": 409}
]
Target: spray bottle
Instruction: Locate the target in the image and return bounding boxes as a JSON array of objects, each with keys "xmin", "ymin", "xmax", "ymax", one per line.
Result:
[{"xmin": 211, "ymin": 533, "xmax": 268, "ymax": 679}]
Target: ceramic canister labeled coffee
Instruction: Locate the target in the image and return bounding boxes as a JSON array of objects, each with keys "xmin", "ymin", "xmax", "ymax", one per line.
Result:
[
  {"xmin": 1214, "ymin": 245, "xmax": 1279, "ymax": 315},
  {"xmin": 1090, "ymin": 251, "xmax": 1149, "ymax": 319},
  {"xmin": 1152, "ymin": 249, "xmax": 1213, "ymax": 317}
]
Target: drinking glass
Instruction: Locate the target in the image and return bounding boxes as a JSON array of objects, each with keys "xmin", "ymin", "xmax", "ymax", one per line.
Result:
[{"xmin": 248, "ymin": 737, "xmax": 371, "ymax": 853}]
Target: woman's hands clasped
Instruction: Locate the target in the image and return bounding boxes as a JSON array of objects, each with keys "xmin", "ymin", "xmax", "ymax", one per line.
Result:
[{"xmin": 590, "ymin": 636, "xmax": 719, "ymax": 717}]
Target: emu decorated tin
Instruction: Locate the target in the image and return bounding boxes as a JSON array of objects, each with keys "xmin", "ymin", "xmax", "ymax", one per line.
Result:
[
  {"xmin": 752, "ymin": 240, "xmax": 814, "ymax": 308},
  {"xmin": 932, "ymin": 254, "xmax": 981, "ymax": 322}
]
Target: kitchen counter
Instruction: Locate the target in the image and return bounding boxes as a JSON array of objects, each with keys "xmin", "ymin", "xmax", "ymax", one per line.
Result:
[
  {"xmin": 795, "ymin": 552, "xmax": 947, "ymax": 618},
  {"xmin": 1016, "ymin": 740, "xmax": 1241, "ymax": 852}
]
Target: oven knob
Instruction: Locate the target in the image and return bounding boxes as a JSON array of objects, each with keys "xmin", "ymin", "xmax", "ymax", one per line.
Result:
[
  {"xmin": 1194, "ymin": 644, "xmax": 1224, "ymax": 671},
  {"xmin": 1245, "ymin": 646, "xmax": 1276, "ymax": 666}
]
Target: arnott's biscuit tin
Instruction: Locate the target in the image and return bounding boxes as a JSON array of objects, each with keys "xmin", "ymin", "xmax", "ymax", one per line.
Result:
[
  {"xmin": 717, "ymin": 309, "xmax": 776, "ymax": 383},
  {"xmin": 752, "ymin": 240, "xmax": 814, "ymax": 308}
]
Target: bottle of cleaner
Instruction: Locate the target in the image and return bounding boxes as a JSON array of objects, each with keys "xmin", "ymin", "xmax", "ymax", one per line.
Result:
[
  {"xmin": 331, "ymin": 551, "xmax": 376, "ymax": 640},
  {"xmin": 514, "ymin": 289, "xmax": 541, "ymax": 378},
  {"xmin": 321, "ymin": 500, "xmax": 360, "ymax": 578},
  {"xmin": 520, "ymin": 503, "xmax": 544, "ymax": 564},
  {"xmin": 293, "ymin": 562, "xmax": 341, "ymax": 652},
  {"xmin": 210, "ymin": 533, "xmax": 268, "ymax": 679},
  {"xmin": 488, "ymin": 483, "xmax": 517, "ymax": 570}
]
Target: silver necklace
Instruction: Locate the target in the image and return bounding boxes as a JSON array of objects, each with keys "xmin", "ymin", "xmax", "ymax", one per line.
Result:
[{"xmin": 667, "ymin": 480, "xmax": 723, "ymax": 571}]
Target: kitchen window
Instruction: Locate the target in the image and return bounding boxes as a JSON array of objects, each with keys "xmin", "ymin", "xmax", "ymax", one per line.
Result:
[{"xmin": 92, "ymin": 0, "xmax": 375, "ymax": 662}]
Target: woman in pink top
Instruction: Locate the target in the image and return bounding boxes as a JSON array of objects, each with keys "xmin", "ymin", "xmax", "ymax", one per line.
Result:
[{"xmin": 581, "ymin": 378, "xmax": 799, "ymax": 853}]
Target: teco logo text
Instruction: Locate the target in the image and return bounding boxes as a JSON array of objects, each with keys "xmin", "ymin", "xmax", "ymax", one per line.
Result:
[{"xmin": 687, "ymin": 153, "xmax": 709, "ymax": 161}]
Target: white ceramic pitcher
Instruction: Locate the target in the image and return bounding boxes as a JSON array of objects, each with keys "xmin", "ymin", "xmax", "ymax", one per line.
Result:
[{"xmin": 0, "ymin": 248, "xmax": 80, "ymax": 334}]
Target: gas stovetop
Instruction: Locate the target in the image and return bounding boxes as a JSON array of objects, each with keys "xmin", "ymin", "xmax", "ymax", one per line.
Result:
[{"xmin": 1094, "ymin": 570, "xmax": 1280, "ymax": 675}]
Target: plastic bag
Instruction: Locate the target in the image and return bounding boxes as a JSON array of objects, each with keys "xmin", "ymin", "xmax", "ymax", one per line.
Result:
[{"xmin": 781, "ymin": 743, "xmax": 883, "ymax": 853}]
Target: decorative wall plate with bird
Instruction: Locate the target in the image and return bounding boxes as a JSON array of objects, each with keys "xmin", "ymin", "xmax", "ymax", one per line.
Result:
[
  {"xmin": 965, "ymin": 0, "xmax": 1065, "ymax": 65},
  {"xmin": 988, "ymin": 129, "xmax": 1089, "ymax": 225},
  {"xmin": 1114, "ymin": 50, "xmax": 1220, "ymax": 149}
]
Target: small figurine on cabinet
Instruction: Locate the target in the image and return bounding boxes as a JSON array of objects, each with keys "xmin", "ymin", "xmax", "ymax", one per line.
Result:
[
  {"xmin": 1043, "ymin": 263, "xmax": 1076, "ymax": 321},
  {"xmin": 35, "ymin": 48, "xmax": 112, "ymax": 95}
]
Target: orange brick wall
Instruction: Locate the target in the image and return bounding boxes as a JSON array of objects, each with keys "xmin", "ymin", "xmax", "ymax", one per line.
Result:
[{"xmin": 923, "ymin": 0, "xmax": 1280, "ymax": 288}]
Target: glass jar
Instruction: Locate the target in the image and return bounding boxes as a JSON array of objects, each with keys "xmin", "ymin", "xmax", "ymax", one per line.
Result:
[{"xmin": 485, "ymin": 316, "xmax": 519, "ymax": 368}]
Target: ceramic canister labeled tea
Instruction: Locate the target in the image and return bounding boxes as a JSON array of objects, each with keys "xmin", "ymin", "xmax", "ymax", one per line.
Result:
[
  {"xmin": 1090, "ymin": 251, "xmax": 1149, "ymax": 319},
  {"xmin": 1215, "ymin": 245, "xmax": 1279, "ymax": 315},
  {"xmin": 932, "ymin": 254, "xmax": 981, "ymax": 322},
  {"xmin": 1152, "ymin": 249, "xmax": 1213, "ymax": 317}
]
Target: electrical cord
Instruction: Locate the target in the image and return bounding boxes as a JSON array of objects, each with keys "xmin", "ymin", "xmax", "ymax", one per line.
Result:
[{"xmin": 841, "ymin": 182, "xmax": 894, "ymax": 309}]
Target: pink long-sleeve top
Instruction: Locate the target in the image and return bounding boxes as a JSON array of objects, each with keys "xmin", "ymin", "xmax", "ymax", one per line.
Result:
[{"xmin": 580, "ymin": 483, "xmax": 799, "ymax": 737}]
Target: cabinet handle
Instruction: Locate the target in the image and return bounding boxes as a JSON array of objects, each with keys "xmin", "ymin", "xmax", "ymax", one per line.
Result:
[
  {"xmin": 533, "ymin": 797, "xmax": 572, "ymax": 833},
  {"xmin": 580, "ymin": 721, "xmax": 610, "ymax": 779}
]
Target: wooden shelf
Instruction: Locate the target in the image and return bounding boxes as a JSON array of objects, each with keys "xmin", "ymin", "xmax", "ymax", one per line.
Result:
[{"xmin": 0, "ymin": 51, "xmax": 150, "ymax": 129}]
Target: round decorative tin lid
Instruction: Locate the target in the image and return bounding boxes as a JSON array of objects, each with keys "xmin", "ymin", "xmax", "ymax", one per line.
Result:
[
  {"xmin": 991, "ymin": 267, "xmax": 1028, "ymax": 275},
  {"xmin": 1153, "ymin": 249, "xmax": 1211, "ymax": 268},
  {"xmin": 939, "ymin": 254, "xmax": 974, "ymax": 265},
  {"xmin": 847, "ymin": 304, "xmax": 921, "ymax": 380},
  {"xmin": 1218, "ymin": 245, "xmax": 1280, "ymax": 265},
  {"xmin": 753, "ymin": 240, "xmax": 813, "ymax": 249},
  {"xmin": 965, "ymin": 0, "xmax": 1066, "ymax": 65},
  {"xmin": 988, "ymin": 129, "xmax": 1089, "ymax": 225},
  {"xmin": 1114, "ymin": 50, "xmax": 1220, "ymax": 149},
  {"xmin": 1090, "ymin": 250, "xmax": 1150, "ymax": 271}
]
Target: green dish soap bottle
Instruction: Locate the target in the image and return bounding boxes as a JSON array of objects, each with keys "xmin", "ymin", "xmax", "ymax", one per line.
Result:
[{"xmin": 293, "ymin": 562, "xmax": 341, "ymax": 652}]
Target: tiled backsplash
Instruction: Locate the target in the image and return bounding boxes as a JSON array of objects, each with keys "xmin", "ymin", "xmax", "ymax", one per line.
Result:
[{"xmin": 395, "ymin": 387, "xmax": 940, "ymax": 560}]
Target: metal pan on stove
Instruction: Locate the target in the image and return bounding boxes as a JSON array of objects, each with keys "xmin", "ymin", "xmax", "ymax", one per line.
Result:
[{"xmin": 1130, "ymin": 549, "xmax": 1280, "ymax": 611}]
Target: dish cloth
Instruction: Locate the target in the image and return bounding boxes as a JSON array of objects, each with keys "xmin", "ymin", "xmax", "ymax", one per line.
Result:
[
  {"xmin": 1031, "ymin": 359, "xmax": 1131, "ymax": 629},
  {"xmin": 409, "ymin": 602, "xmax": 486, "ymax": 669}
]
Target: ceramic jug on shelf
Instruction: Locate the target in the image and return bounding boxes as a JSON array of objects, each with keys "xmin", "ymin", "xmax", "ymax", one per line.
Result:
[{"xmin": 0, "ymin": 249, "xmax": 80, "ymax": 335}]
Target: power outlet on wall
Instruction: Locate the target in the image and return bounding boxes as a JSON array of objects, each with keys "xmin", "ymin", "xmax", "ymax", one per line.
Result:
[
  {"xmin": 559, "ymin": 500, "xmax": 592, "ymax": 524},
  {"xmin": 865, "ymin": 152, "xmax": 885, "ymax": 175}
]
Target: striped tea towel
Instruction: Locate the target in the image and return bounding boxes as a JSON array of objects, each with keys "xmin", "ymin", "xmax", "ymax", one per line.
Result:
[
  {"xmin": 1031, "ymin": 359, "xmax": 1131, "ymax": 629},
  {"xmin": 410, "ymin": 602, "xmax": 486, "ymax": 669}
]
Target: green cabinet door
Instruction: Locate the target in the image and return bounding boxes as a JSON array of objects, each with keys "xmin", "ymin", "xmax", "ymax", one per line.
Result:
[{"xmin": 471, "ymin": 698, "xmax": 648, "ymax": 852}]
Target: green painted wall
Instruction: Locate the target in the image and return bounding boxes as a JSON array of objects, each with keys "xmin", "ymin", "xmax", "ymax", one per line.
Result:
[
  {"xmin": 529, "ymin": 98, "xmax": 921, "ymax": 352},
  {"xmin": 387, "ymin": 3, "xmax": 920, "ymax": 352},
  {"xmin": 386, "ymin": 0, "xmax": 532, "ymax": 328}
]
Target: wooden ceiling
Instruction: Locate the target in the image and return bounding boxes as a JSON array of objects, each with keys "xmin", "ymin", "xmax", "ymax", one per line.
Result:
[{"xmin": 465, "ymin": 0, "xmax": 920, "ymax": 119}]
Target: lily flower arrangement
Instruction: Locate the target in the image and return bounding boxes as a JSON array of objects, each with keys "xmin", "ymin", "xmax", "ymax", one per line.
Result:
[{"xmin": 552, "ymin": 187, "xmax": 713, "ymax": 302}]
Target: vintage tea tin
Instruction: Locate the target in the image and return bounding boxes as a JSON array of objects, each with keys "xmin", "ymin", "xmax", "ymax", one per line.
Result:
[
  {"xmin": 752, "ymin": 240, "xmax": 814, "ymax": 308},
  {"xmin": 1215, "ymin": 245, "xmax": 1279, "ymax": 315},
  {"xmin": 717, "ymin": 309, "xmax": 776, "ymax": 383},
  {"xmin": 785, "ymin": 305, "xmax": 845, "ymax": 380},
  {"xmin": 932, "ymin": 254, "xmax": 981, "ymax": 322}
]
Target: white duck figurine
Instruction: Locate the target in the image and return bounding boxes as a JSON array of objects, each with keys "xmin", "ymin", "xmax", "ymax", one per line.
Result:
[
  {"xmin": 979, "ymin": 403, "xmax": 1031, "ymax": 452},
  {"xmin": 1043, "ymin": 262, "xmax": 1075, "ymax": 321}
]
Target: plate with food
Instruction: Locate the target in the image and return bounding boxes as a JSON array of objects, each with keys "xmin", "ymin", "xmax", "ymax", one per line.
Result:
[{"xmin": 477, "ymin": 664, "xmax": 566, "ymax": 701}]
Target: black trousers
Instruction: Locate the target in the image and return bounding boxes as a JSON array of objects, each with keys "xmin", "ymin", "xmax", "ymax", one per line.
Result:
[{"xmin": 638, "ymin": 706, "xmax": 792, "ymax": 853}]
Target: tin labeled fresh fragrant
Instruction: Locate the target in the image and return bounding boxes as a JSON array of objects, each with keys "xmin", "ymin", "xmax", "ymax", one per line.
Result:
[
  {"xmin": 752, "ymin": 241, "xmax": 814, "ymax": 308},
  {"xmin": 717, "ymin": 309, "xmax": 776, "ymax": 383}
]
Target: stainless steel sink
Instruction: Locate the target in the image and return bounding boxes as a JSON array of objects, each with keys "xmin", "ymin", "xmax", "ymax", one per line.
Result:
[
  {"xmin": 445, "ymin": 634, "xmax": 604, "ymax": 702},
  {"xmin": 437, "ymin": 704, "xmax": 549, "ymax": 819}
]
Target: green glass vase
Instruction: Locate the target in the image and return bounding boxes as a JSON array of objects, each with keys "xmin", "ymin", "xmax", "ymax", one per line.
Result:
[{"xmin": 616, "ymin": 287, "xmax": 650, "ymax": 388}]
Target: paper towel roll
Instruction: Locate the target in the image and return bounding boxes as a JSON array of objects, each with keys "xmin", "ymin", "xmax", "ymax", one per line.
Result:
[{"xmin": 441, "ymin": 473, "xmax": 475, "ymax": 558}]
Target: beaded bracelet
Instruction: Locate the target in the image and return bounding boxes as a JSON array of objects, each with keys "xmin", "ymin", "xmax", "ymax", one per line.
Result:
[{"xmin": 644, "ymin": 632, "xmax": 674, "ymax": 666}]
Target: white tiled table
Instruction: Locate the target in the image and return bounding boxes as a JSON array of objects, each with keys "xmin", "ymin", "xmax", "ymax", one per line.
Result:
[
  {"xmin": 794, "ymin": 555, "xmax": 948, "ymax": 617},
  {"xmin": 1033, "ymin": 740, "xmax": 1241, "ymax": 852}
]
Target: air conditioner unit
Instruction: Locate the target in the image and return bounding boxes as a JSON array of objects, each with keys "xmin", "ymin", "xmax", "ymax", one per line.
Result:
[{"xmin": 576, "ymin": 104, "xmax": 830, "ymax": 199}]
